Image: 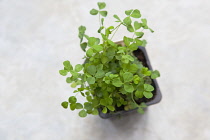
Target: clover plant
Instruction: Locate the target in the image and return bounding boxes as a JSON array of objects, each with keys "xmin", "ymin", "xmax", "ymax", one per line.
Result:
[{"xmin": 59, "ymin": 2, "xmax": 160, "ymax": 117}]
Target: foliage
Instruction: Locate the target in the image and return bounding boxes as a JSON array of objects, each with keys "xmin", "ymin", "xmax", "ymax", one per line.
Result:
[{"xmin": 59, "ymin": 2, "xmax": 160, "ymax": 117}]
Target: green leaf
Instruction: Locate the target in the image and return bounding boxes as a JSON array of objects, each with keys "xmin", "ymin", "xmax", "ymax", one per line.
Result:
[
  {"xmin": 86, "ymin": 48, "xmax": 94, "ymax": 57},
  {"xmin": 131, "ymin": 9, "xmax": 141, "ymax": 18},
  {"xmin": 135, "ymin": 90, "xmax": 143, "ymax": 98},
  {"xmin": 70, "ymin": 103, "xmax": 76, "ymax": 110},
  {"xmin": 98, "ymin": 26, "xmax": 104, "ymax": 33},
  {"xmin": 68, "ymin": 96, "xmax": 77, "ymax": 104},
  {"xmin": 140, "ymin": 102, "xmax": 147, "ymax": 108},
  {"xmin": 134, "ymin": 21, "xmax": 142, "ymax": 30},
  {"xmin": 84, "ymin": 102, "xmax": 93, "ymax": 110},
  {"xmin": 75, "ymin": 64, "xmax": 83, "ymax": 72},
  {"xmin": 92, "ymin": 109, "xmax": 99, "ymax": 115},
  {"xmin": 87, "ymin": 65, "xmax": 96, "ymax": 75},
  {"xmin": 128, "ymin": 43, "xmax": 138, "ymax": 51},
  {"xmin": 80, "ymin": 42, "xmax": 87, "ymax": 51},
  {"xmin": 149, "ymin": 28, "xmax": 154, "ymax": 33},
  {"xmin": 101, "ymin": 18, "xmax": 104, "ymax": 25},
  {"xmin": 112, "ymin": 78, "xmax": 123, "ymax": 87},
  {"xmin": 61, "ymin": 101, "xmax": 68, "ymax": 109},
  {"xmin": 99, "ymin": 11, "xmax": 108, "ymax": 17},
  {"xmin": 100, "ymin": 99, "xmax": 107, "ymax": 106},
  {"xmin": 107, "ymin": 106, "xmax": 115, "ymax": 111},
  {"xmin": 66, "ymin": 77, "xmax": 72, "ymax": 83},
  {"xmin": 123, "ymin": 72, "xmax": 133, "ymax": 82},
  {"xmin": 59, "ymin": 70, "xmax": 68, "ymax": 76},
  {"xmin": 143, "ymin": 91, "xmax": 153, "ymax": 99},
  {"xmin": 141, "ymin": 67, "xmax": 151, "ymax": 76},
  {"xmin": 123, "ymin": 17, "xmax": 131, "ymax": 25},
  {"xmin": 144, "ymin": 84, "xmax": 154, "ymax": 91},
  {"xmin": 127, "ymin": 25, "xmax": 134, "ymax": 32},
  {"xmin": 71, "ymin": 82, "xmax": 77, "ymax": 88},
  {"xmin": 129, "ymin": 64, "xmax": 139, "ymax": 74},
  {"xmin": 137, "ymin": 107, "xmax": 144, "ymax": 114},
  {"xmin": 142, "ymin": 40, "xmax": 147, "ymax": 47},
  {"xmin": 141, "ymin": 18, "xmax": 147, "ymax": 24},
  {"xmin": 123, "ymin": 36, "xmax": 130, "ymax": 46},
  {"xmin": 125, "ymin": 9, "xmax": 133, "ymax": 15},
  {"xmin": 102, "ymin": 107, "xmax": 107, "ymax": 113},
  {"xmin": 87, "ymin": 77, "xmax": 95, "ymax": 84},
  {"xmin": 151, "ymin": 70, "xmax": 160, "ymax": 79},
  {"xmin": 76, "ymin": 103, "xmax": 83, "ymax": 109},
  {"xmin": 124, "ymin": 84, "xmax": 134, "ymax": 92},
  {"xmin": 90, "ymin": 9, "xmax": 98, "ymax": 15},
  {"xmin": 63, "ymin": 60, "xmax": 73, "ymax": 71},
  {"xmin": 78, "ymin": 26, "xmax": 86, "ymax": 42},
  {"xmin": 101, "ymin": 55, "xmax": 108, "ymax": 64},
  {"xmin": 86, "ymin": 96, "xmax": 92, "ymax": 102},
  {"xmin": 92, "ymin": 45, "xmax": 103, "ymax": 52},
  {"xmin": 88, "ymin": 37, "xmax": 97, "ymax": 47},
  {"xmin": 106, "ymin": 47, "xmax": 115, "ymax": 60},
  {"xmin": 113, "ymin": 14, "xmax": 121, "ymax": 22},
  {"xmin": 135, "ymin": 32, "xmax": 144, "ymax": 38},
  {"xmin": 79, "ymin": 110, "xmax": 87, "ymax": 117},
  {"xmin": 135, "ymin": 39, "xmax": 143, "ymax": 46},
  {"xmin": 97, "ymin": 2, "xmax": 106, "ymax": 9},
  {"xmin": 95, "ymin": 69, "xmax": 105, "ymax": 78}
]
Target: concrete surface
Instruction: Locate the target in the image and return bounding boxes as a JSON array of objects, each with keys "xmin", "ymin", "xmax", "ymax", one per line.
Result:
[{"xmin": 0, "ymin": 0, "xmax": 210, "ymax": 140}]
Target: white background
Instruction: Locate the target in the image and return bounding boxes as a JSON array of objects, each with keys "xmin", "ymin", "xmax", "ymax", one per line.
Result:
[{"xmin": 0, "ymin": 0, "xmax": 210, "ymax": 139}]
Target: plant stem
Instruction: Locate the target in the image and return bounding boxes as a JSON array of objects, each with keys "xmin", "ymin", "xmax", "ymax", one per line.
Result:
[
  {"xmin": 131, "ymin": 92, "xmax": 139, "ymax": 107},
  {"xmin": 110, "ymin": 23, "xmax": 122, "ymax": 40}
]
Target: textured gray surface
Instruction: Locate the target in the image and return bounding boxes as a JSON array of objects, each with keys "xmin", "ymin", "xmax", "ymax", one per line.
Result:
[{"xmin": 0, "ymin": 0, "xmax": 210, "ymax": 140}]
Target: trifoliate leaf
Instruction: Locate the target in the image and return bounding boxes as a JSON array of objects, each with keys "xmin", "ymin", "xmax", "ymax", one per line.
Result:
[
  {"xmin": 102, "ymin": 107, "xmax": 107, "ymax": 113},
  {"xmin": 134, "ymin": 21, "xmax": 142, "ymax": 30},
  {"xmin": 99, "ymin": 11, "xmax": 108, "ymax": 17},
  {"xmin": 63, "ymin": 60, "xmax": 73, "ymax": 71},
  {"xmin": 59, "ymin": 70, "xmax": 68, "ymax": 76},
  {"xmin": 127, "ymin": 25, "xmax": 134, "ymax": 32},
  {"xmin": 124, "ymin": 84, "xmax": 134, "ymax": 92},
  {"xmin": 123, "ymin": 17, "xmax": 131, "ymax": 25},
  {"xmin": 125, "ymin": 9, "xmax": 133, "ymax": 15},
  {"xmin": 90, "ymin": 9, "xmax": 98, "ymax": 15},
  {"xmin": 87, "ymin": 65, "xmax": 96, "ymax": 75},
  {"xmin": 123, "ymin": 72, "xmax": 133, "ymax": 82},
  {"xmin": 75, "ymin": 64, "xmax": 83, "ymax": 72},
  {"xmin": 144, "ymin": 84, "xmax": 154, "ymax": 91},
  {"xmin": 135, "ymin": 32, "xmax": 144, "ymax": 38},
  {"xmin": 143, "ymin": 91, "xmax": 153, "ymax": 98},
  {"xmin": 133, "ymin": 75, "xmax": 140, "ymax": 84},
  {"xmin": 97, "ymin": 2, "xmax": 106, "ymax": 9},
  {"xmin": 151, "ymin": 70, "xmax": 160, "ymax": 79},
  {"xmin": 131, "ymin": 9, "xmax": 141, "ymax": 18},
  {"xmin": 112, "ymin": 78, "xmax": 123, "ymax": 87},
  {"xmin": 76, "ymin": 103, "xmax": 83, "ymax": 109},
  {"xmin": 61, "ymin": 101, "xmax": 68, "ymax": 109},
  {"xmin": 68, "ymin": 96, "xmax": 77, "ymax": 104},
  {"xmin": 87, "ymin": 77, "xmax": 95, "ymax": 84},
  {"xmin": 79, "ymin": 110, "xmax": 87, "ymax": 117}
]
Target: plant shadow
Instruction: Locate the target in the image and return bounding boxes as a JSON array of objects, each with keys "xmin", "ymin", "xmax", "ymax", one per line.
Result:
[{"xmin": 93, "ymin": 108, "xmax": 149, "ymax": 140}]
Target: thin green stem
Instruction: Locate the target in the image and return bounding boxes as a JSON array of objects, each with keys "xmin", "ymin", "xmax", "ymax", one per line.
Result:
[
  {"xmin": 110, "ymin": 23, "xmax": 122, "ymax": 40},
  {"xmin": 131, "ymin": 92, "xmax": 139, "ymax": 107}
]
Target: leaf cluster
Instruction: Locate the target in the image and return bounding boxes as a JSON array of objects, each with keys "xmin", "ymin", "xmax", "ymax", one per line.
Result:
[{"xmin": 59, "ymin": 2, "xmax": 160, "ymax": 117}]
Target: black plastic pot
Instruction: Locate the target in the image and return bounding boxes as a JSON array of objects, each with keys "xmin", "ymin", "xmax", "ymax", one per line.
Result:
[{"xmin": 98, "ymin": 45, "xmax": 162, "ymax": 119}]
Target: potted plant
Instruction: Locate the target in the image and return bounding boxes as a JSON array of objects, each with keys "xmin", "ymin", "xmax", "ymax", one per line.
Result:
[{"xmin": 59, "ymin": 2, "xmax": 162, "ymax": 118}]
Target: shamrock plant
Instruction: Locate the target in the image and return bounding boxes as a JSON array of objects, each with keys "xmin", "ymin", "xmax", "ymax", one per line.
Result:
[{"xmin": 59, "ymin": 2, "xmax": 160, "ymax": 117}]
